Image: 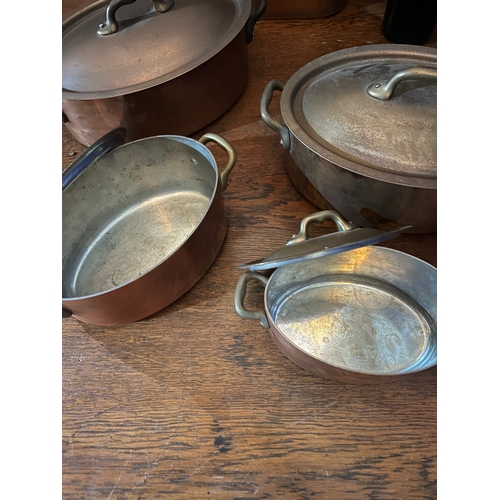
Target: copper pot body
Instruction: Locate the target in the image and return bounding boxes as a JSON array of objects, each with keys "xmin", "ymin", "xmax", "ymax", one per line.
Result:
[
  {"xmin": 235, "ymin": 246, "xmax": 437, "ymax": 383},
  {"xmin": 63, "ymin": 190, "xmax": 227, "ymax": 326},
  {"xmin": 260, "ymin": 45, "xmax": 437, "ymax": 233},
  {"xmin": 63, "ymin": 31, "xmax": 249, "ymax": 147},
  {"xmin": 62, "ymin": 134, "xmax": 235, "ymax": 326},
  {"xmin": 285, "ymin": 139, "xmax": 437, "ymax": 233},
  {"xmin": 267, "ymin": 323, "xmax": 405, "ymax": 384}
]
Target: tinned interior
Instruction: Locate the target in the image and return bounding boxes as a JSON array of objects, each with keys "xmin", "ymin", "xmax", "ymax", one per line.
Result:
[
  {"xmin": 265, "ymin": 246, "xmax": 437, "ymax": 375},
  {"xmin": 62, "ymin": 136, "xmax": 217, "ymax": 299}
]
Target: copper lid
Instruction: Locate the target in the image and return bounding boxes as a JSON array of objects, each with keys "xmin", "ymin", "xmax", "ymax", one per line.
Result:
[
  {"xmin": 63, "ymin": 0, "xmax": 251, "ymax": 99},
  {"xmin": 282, "ymin": 45, "xmax": 437, "ymax": 189}
]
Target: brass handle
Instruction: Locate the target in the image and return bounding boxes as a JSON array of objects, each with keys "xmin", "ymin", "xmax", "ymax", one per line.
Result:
[
  {"xmin": 260, "ymin": 79, "xmax": 291, "ymax": 151},
  {"xmin": 234, "ymin": 272, "xmax": 269, "ymax": 328},
  {"xmin": 97, "ymin": 0, "xmax": 175, "ymax": 36},
  {"xmin": 198, "ymin": 133, "xmax": 237, "ymax": 192},
  {"xmin": 286, "ymin": 210, "xmax": 358, "ymax": 245},
  {"xmin": 367, "ymin": 66, "xmax": 437, "ymax": 101}
]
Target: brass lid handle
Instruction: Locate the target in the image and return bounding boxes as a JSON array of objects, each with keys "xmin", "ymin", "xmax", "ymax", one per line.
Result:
[
  {"xmin": 367, "ymin": 66, "xmax": 437, "ymax": 101},
  {"xmin": 97, "ymin": 0, "xmax": 175, "ymax": 36}
]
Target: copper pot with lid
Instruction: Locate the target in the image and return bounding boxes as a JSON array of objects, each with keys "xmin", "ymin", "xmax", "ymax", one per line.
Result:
[
  {"xmin": 261, "ymin": 44, "xmax": 437, "ymax": 233},
  {"xmin": 63, "ymin": 0, "xmax": 267, "ymax": 146}
]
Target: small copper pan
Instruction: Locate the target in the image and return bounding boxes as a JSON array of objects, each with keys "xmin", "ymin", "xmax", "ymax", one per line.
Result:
[
  {"xmin": 62, "ymin": 129, "xmax": 236, "ymax": 326},
  {"xmin": 235, "ymin": 212, "xmax": 437, "ymax": 383}
]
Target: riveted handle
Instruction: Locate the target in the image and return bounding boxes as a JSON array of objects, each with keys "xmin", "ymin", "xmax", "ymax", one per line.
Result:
[
  {"xmin": 97, "ymin": 0, "xmax": 175, "ymax": 36},
  {"xmin": 245, "ymin": 0, "xmax": 267, "ymax": 43},
  {"xmin": 367, "ymin": 66, "xmax": 437, "ymax": 101},
  {"xmin": 286, "ymin": 210, "xmax": 358, "ymax": 245},
  {"xmin": 62, "ymin": 128, "xmax": 126, "ymax": 191},
  {"xmin": 234, "ymin": 272, "xmax": 269, "ymax": 328},
  {"xmin": 198, "ymin": 133, "xmax": 237, "ymax": 191},
  {"xmin": 260, "ymin": 79, "xmax": 291, "ymax": 151}
]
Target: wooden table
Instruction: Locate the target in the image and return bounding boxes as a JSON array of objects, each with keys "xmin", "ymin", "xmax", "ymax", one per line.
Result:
[{"xmin": 63, "ymin": 1, "xmax": 437, "ymax": 498}]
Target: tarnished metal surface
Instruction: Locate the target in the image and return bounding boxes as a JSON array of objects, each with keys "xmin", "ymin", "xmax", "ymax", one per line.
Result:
[
  {"xmin": 299, "ymin": 63, "xmax": 436, "ymax": 180},
  {"xmin": 288, "ymin": 136, "xmax": 437, "ymax": 231},
  {"xmin": 65, "ymin": 189, "xmax": 212, "ymax": 297},
  {"xmin": 266, "ymin": 246, "xmax": 436, "ymax": 379},
  {"xmin": 235, "ymin": 244, "xmax": 436, "ymax": 382},
  {"xmin": 63, "ymin": 34, "xmax": 249, "ymax": 146},
  {"xmin": 272, "ymin": 275, "xmax": 434, "ymax": 375},
  {"xmin": 62, "ymin": 0, "xmax": 266, "ymax": 146},
  {"xmin": 62, "ymin": 128, "xmax": 127, "ymax": 190},
  {"xmin": 286, "ymin": 45, "xmax": 437, "ymax": 187},
  {"xmin": 261, "ymin": 45, "xmax": 437, "ymax": 233},
  {"xmin": 63, "ymin": 0, "xmax": 250, "ymax": 96},
  {"xmin": 260, "ymin": 44, "xmax": 437, "ymax": 233},
  {"xmin": 62, "ymin": 134, "xmax": 236, "ymax": 325},
  {"xmin": 239, "ymin": 210, "xmax": 410, "ymax": 271}
]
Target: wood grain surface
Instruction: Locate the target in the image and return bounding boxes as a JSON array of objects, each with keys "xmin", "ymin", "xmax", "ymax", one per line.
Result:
[{"xmin": 62, "ymin": 0, "xmax": 437, "ymax": 498}]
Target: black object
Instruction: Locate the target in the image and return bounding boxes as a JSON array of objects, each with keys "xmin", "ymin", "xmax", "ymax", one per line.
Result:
[
  {"xmin": 382, "ymin": 0, "xmax": 437, "ymax": 45},
  {"xmin": 62, "ymin": 128, "xmax": 126, "ymax": 191}
]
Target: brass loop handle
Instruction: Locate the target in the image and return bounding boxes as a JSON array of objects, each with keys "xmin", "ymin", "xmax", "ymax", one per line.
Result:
[
  {"xmin": 260, "ymin": 79, "xmax": 291, "ymax": 151},
  {"xmin": 234, "ymin": 272, "xmax": 269, "ymax": 328},
  {"xmin": 367, "ymin": 66, "xmax": 437, "ymax": 101},
  {"xmin": 198, "ymin": 133, "xmax": 237, "ymax": 192},
  {"xmin": 97, "ymin": 0, "xmax": 175, "ymax": 36},
  {"xmin": 286, "ymin": 210, "xmax": 358, "ymax": 246}
]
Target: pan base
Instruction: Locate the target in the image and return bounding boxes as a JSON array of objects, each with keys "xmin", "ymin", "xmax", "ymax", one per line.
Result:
[
  {"xmin": 63, "ymin": 190, "xmax": 211, "ymax": 298},
  {"xmin": 273, "ymin": 276, "xmax": 435, "ymax": 375}
]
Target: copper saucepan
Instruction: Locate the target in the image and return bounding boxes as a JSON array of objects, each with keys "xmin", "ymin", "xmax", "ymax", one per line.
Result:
[
  {"xmin": 261, "ymin": 44, "xmax": 437, "ymax": 233},
  {"xmin": 62, "ymin": 0, "xmax": 267, "ymax": 146},
  {"xmin": 235, "ymin": 212, "xmax": 437, "ymax": 383},
  {"xmin": 62, "ymin": 129, "xmax": 236, "ymax": 326}
]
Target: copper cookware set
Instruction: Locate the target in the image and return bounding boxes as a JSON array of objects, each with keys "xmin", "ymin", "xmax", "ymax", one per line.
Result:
[{"xmin": 62, "ymin": 0, "xmax": 437, "ymax": 382}]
